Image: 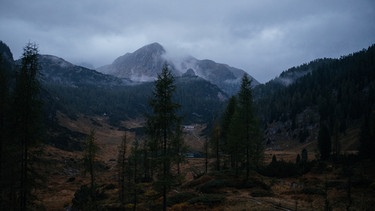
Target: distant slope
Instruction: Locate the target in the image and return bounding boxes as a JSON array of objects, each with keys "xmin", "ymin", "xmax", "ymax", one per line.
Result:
[
  {"xmin": 38, "ymin": 54, "xmax": 126, "ymax": 87},
  {"xmin": 176, "ymin": 56, "xmax": 260, "ymax": 95}
]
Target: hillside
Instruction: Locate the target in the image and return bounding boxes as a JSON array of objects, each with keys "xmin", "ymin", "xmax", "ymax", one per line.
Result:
[{"xmin": 254, "ymin": 45, "xmax": 375, "ymax": 153}]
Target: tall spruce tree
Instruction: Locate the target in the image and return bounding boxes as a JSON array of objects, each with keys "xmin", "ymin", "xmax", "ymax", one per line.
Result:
[
  {"xmin": 226, "ymin": 74, "xmax": 263, "ymax": 179},
  {"xmin": 13, "ymin": 42, "xmax": 43, "ymax": 209},
  {"xmin": 83, "ymin": 129, "xmax": 99, "ymax": 209},
  {"xmin": 146, "ymin": 63, "xmax": 181, "ymax": 211},
  {"xmin": 221, "ymin": 96, "xmax": 237, "ymax": 169},
  {"xmin": 359, "ymin": 111, "xmax": 375, "ymax": 160},
  {"xmin": 237, "ymin": 74, "xmax": 255, "ymax": 179},
  {"xmin": 211, "ymin": 122, "xmax": 221, "ymax": 171},
  {"xmin": 117, "ymin": 133, "xmax": 128, "ymax": 205},
  {"xmin": 318, "ymin": 123, "xmax": 331, "ymax": 160},
  {"xmin": 127, "ymin": 139, "xmax": 141, "ymax": 210},
  {"xmin": 0, "ymin": 53, "xmax": 9, "ymax": 209}
]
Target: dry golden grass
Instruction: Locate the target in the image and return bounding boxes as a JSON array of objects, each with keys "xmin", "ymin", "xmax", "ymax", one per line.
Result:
[{"xmin": 35, "ymin": 114, "xmax": 373, "ymax": 210}]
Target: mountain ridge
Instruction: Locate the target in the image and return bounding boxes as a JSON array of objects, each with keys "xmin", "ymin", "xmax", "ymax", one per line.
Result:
[{"xmin": 97, "ymin": 42, "xmax": 259, "ymax": 95}]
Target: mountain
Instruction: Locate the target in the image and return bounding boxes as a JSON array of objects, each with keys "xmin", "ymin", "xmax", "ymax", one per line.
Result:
[
  {"xmin": 32, "ymin": 52, "xmax": 227, "ymax": 126},
  {"xmin": 37, "ymin": 55, "xmax": 127, "ymax": 87},
  {"xmin": 97, "ymin": 42, "xmax": 259, "ymax": 95},
  {"xmin": 98, "ymin": 42, "xmax": 172, "ymax": 81},
  {"xmin": 175, "ymin": 56, "xmax": 260, "ymax": 95}
]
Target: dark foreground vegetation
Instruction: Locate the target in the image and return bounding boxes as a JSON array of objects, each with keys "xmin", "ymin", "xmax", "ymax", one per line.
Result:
[{"xmin": 0, "ymin": 40, "xmax": 374, "ymax": 210}]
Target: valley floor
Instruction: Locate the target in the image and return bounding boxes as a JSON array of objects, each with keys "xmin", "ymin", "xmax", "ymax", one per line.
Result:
[
  {"xmin": 35, "ymin": 144, "xmax": 375, "ymax": 210},
  {"xmin": 34, "ymin": 114, "xmax": 375, "ymax": 210}
]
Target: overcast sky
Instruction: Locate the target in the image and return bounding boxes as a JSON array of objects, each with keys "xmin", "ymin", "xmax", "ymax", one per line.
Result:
[{"xmin": 1, "ymin": 0, "xmax": 374, "ymax": 83}]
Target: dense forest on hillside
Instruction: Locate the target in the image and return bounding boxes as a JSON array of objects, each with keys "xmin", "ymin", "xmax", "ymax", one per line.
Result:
[
  {"xmin": 44, "ymin": 76, "xmax": 226, "ymax": 126},
  {"xmin": 255, "ymin": 45, "xmax": 375, "ymax": 125},
  {"xmin": 254, "ymin": 45, "xmax": 375, "ymax": 153}
]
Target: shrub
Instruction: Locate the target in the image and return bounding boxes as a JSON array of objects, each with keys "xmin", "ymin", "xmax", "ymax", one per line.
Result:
[
  {"xmin": 198, "ymin": 179, "xmax": 228, "ymax": 193},
  {"xmin": 167, "ymin": 192, "xmax": 198, "ymax": 206},
  {"xmin": 301, "ymin": 187, "xmax": 325, "ymax": 195},
  {"xmin": 250, "ymin": 189, "xmax": 274, "ymax": 197},
  {"xmin": 181, "ymin": 175, "xmax": 212, "ymax": 189},
  {"xmin": 259, "ymin": 160, "xmax": 299, "ymax": 178},
  {"xmin": 188, "ymin": 194, "xmax": 225, "ymax": 207},
  {"xmin": 240, "ymin": 179, "xmax": 271, "ymax": 191}
]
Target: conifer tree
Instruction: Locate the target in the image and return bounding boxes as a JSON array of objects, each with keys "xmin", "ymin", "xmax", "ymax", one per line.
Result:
[
  {"xmin": 301, "ymin": 148, "xmax": 308, "ymax": 163},
  {"xmin": 228, "ymin": 74, "xmax": 263, "ymax": 180},
  {"xmin": 12, "ymin": 42, "xmax": 43, "ymax": 209},
  {"xmin": 0, "ymin": 55, "xmax": 7, "ymax": 181},
  {"xmin": 146, "ymin": 63, "xmax": 181, "ymax": 211},
  {"xmin": 83, "ymin": 129, "xmax": 99, "ymax": 209},
  {"xmin": 359, "ymin": 111, "xmax": 375, "ymax": 160},
  {"xmin": 211, "ymin": 122, "xmax": 221, "ymax": 171},
  {"xmin": 220, "ymin": 96, "xmax": 237, "ymax": 170},
  {"xmin": 129, "ymin": 139, "xmax": 141, "ymax": 210},
  {"xmin": 318, "ymin": 123, "xmax": 331, "ymax": 160},
  {"xmin": 117, "ymin": 132, "xmax": 128, "ymax": 205},
  {"xmin": 0, "ymin": 53, "xmax": 10, "ymax": 209}
]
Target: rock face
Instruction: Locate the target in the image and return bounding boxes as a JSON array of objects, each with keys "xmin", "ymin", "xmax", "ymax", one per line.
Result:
[
  {"xmin": 97, "ymin": 42, "xmax": 260, "ymax": 95},
  {"xmin": 98, "ymin": 42, "xmax": 173, "ymax": 82}
]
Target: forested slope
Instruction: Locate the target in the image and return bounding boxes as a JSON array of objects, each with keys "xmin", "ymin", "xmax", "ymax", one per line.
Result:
[{"xmin": 254, "ymin": 45, "xmax": 375, "ymax": 153}]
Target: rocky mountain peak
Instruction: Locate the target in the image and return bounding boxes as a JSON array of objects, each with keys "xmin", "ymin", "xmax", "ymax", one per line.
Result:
[
  {"xmin": 138, "ymin": 42, "xmax": 165, "ymax": 54},
  {"xmin": 98, "ymin": 42, "xmax": 169, "ymax": 81},
  {"xmin": 97, "ymin": 42, "xmax": 260, "ymax": 95}
]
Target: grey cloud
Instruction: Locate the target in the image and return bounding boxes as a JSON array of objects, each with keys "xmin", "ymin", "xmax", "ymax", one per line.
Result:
[{"xmin": 1, "ymin": 0, "xmax": 374, "ymax": 83}]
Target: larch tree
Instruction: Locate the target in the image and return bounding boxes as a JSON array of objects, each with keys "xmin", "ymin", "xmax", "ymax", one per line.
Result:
[
  {"xmin": 0, "ymin": 52, "xmax": 11, "ymax": 209},
  {"xmin": 226, "ymin": 74, "xmax": 263, "ymax": 179},
  {"xmin": 318, "ymin": 123, "xmax": 331, "ymax": 160},
  {"xmin": 237, "ymin": 74, "xmax": 255, "ymax": 180},
  {"xmin": 83, "ymin": 129, "xmax": 99, "ymax": 208},
  {"xmin": 0, "ymin": 55, "xmax": 8, "ymax": 182},
  {"xmin": 117, "ymin": 132, "xmax": 128, "ymax": 205},
  {"xmin": 146, "ymin": 63, "xmax": 181, "ymax": 211},
  {"xmin": 211, "ymin": 121, "xmax": 222, "ymax": 171},
  {"xmin": 13, "ymin": 42, "xmax": 43, "ymax": 210},
  {"xmin": 220, "ymin": 96, "xmax": 237, "ymax": 169}
]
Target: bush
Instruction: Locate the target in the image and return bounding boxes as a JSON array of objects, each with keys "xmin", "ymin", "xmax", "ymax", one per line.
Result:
[
  {"xmin": 251, "ymin": 189, "xmax": 274, "ymax": 197},
  {"xmin": 167, "ymin": 192, "xmax": 198, "ymax": 206},
  {"xmin": 259, "ymin": 160, "xmax": 298, "ymax": 178},
  {"xmin": 301, "ymin": 187, "xmax": 325, "ymax": 195},
  {"xmin": 188, "ymin": 194, "xmax": 225, "ymax": 207},
  {"xmin": 198, "ymin": 179, "xmax": 228, "ymax": 193},
  {"xmin": 71, "ymin": 185, "xmax": 93, "ymax": 210},
  {"xmin": 240, "ymin": 179, "xmax": 271, "ymax": 191},
  {"xmin": 181, "ymin": 175, "xmax": 212, "ymax": 189}
]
